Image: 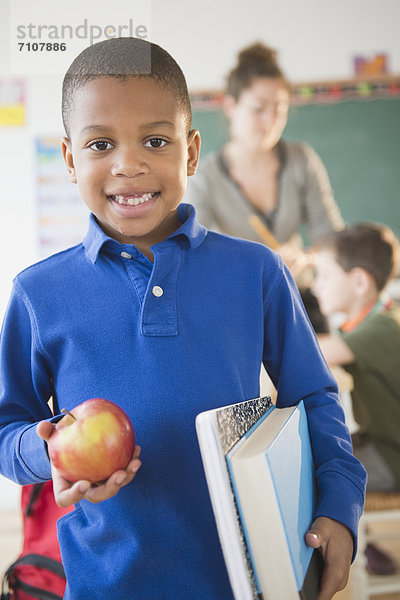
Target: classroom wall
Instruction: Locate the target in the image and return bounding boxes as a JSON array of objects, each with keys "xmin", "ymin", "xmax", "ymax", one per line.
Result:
[
  {"xmin": 0, "ymin": 0, "xmax": 399, "ymax": 509},
  {"xmin": 152, "ymin": 0, "xmax": 400, "ymax": 88}
]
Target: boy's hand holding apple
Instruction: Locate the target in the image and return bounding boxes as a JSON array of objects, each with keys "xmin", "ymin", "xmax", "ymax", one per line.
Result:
[{"xmin": 36, "ymin": 398, "xmax": 141, "ymax": 507}]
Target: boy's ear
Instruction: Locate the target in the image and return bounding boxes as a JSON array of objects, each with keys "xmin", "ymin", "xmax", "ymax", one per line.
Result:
[
  {"xmin": 61, "ymin": 137, "xmax": 77, "ymax": 183},
  {"xmin": 187, "ymin": 129, "xmax": 201, "ymax": 177},
  {"xmin": 350, "ymin": 267, "xmax": 373, "ymax": 295}
]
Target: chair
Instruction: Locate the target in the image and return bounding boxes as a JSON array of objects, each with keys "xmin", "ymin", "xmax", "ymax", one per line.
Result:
[{"xmin": 351, "ymin": 491, "xmax": 400, "ymax": 599}]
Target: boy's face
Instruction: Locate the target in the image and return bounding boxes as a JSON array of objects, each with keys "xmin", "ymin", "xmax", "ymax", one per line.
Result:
[
  {"xmin": 312, "ymin": 249, "xmax": 356, "ymax": 317},
  {"xmin": 62, "ymin": 77, "xmax": 200, "ymax": 254}
]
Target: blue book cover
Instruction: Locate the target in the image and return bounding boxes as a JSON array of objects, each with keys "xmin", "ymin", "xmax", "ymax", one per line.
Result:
[{"xmin": 226, "ymin": 401, "xmax": 322, "ymax": 600}]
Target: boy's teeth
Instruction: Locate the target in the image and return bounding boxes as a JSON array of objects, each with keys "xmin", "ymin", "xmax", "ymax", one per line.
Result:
[{"xmin": 113, "ymin": 192, "xmax": 155, "ymax": 206}]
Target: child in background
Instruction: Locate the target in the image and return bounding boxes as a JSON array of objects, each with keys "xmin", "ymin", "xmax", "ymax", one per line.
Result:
[
  {"xmin": 0, "ymin": 37, "xmax": 365, "ymax": 600},
  {"xmin": 313, "ymin": 222, "xmax": 400, "ymax": 574}
]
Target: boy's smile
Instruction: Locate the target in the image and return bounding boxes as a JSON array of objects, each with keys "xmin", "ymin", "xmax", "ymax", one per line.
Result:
[{"xmin": 62, "ymin": 77, "xmax": 200, "ymax": 258}]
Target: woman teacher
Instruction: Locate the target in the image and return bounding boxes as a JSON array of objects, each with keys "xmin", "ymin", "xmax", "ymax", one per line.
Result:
[{"xmin": 186, "ymin": 42, "xmax": 344, "ymax": 259}]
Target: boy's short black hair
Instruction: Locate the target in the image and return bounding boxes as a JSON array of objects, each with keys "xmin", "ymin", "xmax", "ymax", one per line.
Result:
[
  {"xmin": 322, "ymin": 223, "xmax": 400, "ymax": 291},
  {"xmin": 62, "ymin": 37, "xmax": 192, "ymax": 138}
]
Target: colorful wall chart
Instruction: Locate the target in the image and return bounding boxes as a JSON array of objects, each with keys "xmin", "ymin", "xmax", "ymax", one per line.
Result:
[{"xmin": 35, "ymin": 136, "xmax": 89, "ymax": 258}]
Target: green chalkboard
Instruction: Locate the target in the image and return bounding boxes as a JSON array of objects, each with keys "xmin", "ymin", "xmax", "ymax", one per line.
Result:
[{"xmin": 192, "ymin": 98, "xmax": 400, "ymax": 237}]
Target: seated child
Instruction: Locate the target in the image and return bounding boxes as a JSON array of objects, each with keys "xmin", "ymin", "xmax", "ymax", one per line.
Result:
[
  {"xmin": 0, "ymin": 37, "xmax": 366, "ymax": 600},
  {"xmin": 313, "ymin": 222, "xmax": 400, "ymax": 574}
]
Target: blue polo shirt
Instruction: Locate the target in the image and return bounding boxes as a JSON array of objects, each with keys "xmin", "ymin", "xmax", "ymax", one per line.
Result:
[{"xmin": 0, "ymin": 204, "xmax": 366, "ymax": 599}]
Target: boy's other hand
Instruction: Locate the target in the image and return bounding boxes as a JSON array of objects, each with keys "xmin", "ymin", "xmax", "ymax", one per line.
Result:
[
  {"xmin": 305, "ymin": 516, "xmax": 353, "ymax": 600},
  {"xmin": 36, "ymin": 420, "xmax": 142, "ymax": 507}
]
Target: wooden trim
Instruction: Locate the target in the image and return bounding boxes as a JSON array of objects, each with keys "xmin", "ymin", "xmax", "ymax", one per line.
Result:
[{"xmin": 190, "ymin": 74, "xmax": 400, "ymax": 108}]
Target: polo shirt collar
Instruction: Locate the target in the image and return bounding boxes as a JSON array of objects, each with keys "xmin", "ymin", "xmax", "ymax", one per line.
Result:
[
  {"xmin": 83, "ymin": 203, "xmax": 207, "ymax": 263},
  {"xmin": 170, "ymin": 203, "xmax": 207, "ymax": 249}
]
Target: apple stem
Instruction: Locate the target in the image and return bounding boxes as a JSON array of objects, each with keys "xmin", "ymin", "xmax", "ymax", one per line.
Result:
[{"xmin": 61, "ymin": 408, "xmax": 76, "ymax": 421}]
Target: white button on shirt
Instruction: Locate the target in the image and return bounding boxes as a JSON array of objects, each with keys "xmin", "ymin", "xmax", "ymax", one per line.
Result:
[
  {"xmin": 152, "ymin": 286, "xmax": 164, "ymax": 297},
  {"xmin": 120, "ymin": 251, "xmax": 132, "ymax": 259}
]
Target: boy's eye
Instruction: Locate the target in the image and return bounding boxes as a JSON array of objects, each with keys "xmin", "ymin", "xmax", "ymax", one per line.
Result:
[
  {"xmin": 145, "ymin": 138, "xmax": 167, "ymax": 149},
  {"xmin": 89, "ymin": 140, "xmax": 112, "ymax": 152}
]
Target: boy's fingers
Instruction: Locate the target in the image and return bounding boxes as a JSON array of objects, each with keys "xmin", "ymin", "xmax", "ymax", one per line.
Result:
[
  {"xmin": 36, "ymin": 420, "xmax": 55, "ymax": 442},
  {"xmin": 121, "ymin": 457, "xmax": 142, "ymax": 487},
  {"xmin": 52, "ymin": 471, "xmax": 91, "ymax": 507},
  {"xmin": 83, "ymin": 472, "xmax": 126, "ymax": 503},
  {"xmin": 306, "ymin": 517, "xmax": 336, "ymax": 553},
  {"xmin": 82, "ymin": 453, "xmax": 142, "ymax": 503},
  {"xmin": 124, "ymin": 447, "xmax": 142, "ymax": 477},
  {"xmin": 116, "ymin": 446, "xmax": 142, "ymax": 488},
  {"xmin": 133, "ymin": 445, "xmax": 141, "ymax": 460},
  {"xmin": 83, "ymin": 459, "xmax": 142, "ymax": 503},
  {"xmin": 55, "ymin": 481, "xmax": 91, "ymax": 508},
  {"xmin": 305, "ymin": 518, "xmax": 352, "ymax": 600},
  {"xmin": 317, "ymin": 545, "xmax": 350, "ymax": 600},
  {"xmin": 305, "ymin": 530, "xmax": 323, "ymax": 549},
  {"xmin": 49, "ymin": 444, "xmax": 142, "ymax": 506}
]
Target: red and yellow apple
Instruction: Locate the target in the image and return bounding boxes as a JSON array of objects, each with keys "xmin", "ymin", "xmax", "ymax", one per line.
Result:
[{"xmin": 48, "ymin": 398, "xmax": 135, "ymax": 483}]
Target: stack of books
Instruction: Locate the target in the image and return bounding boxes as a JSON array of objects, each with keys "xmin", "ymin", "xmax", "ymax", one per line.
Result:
[{"xmin": 196, "ymin": 397, "xmax": 323, "ymax": 600}]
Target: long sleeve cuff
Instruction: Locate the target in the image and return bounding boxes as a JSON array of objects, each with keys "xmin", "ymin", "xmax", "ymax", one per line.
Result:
[
  {"xmin": 314, "ymin": 467, "xmax": 366, "ymax": 561},
  {"xmin": 17, "ymin": 422, "xmax": 52, "ymax": 483}
]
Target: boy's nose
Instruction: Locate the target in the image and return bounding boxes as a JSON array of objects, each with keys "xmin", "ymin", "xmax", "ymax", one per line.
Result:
[{"xmin": 110, "ymin": 149, "xmax": 150, "ymax": 177}]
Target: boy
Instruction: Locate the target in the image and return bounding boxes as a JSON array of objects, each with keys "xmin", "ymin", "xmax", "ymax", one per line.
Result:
[
  {"xmin": 313, "ymin": 223, "xmax": 400, "ymax": 573},
  {"xmin": 0, "ymin": 38, "xmax": 365, "ymax": 600},
  {"xmin": 313, "ymin": 222, "xmax": 400, "ymax": 491}
]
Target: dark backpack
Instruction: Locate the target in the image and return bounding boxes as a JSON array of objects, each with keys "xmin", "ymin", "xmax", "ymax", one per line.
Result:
[{"xmin": 1, "ymin": 481, "xmax": 72, "ymax": 600}]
